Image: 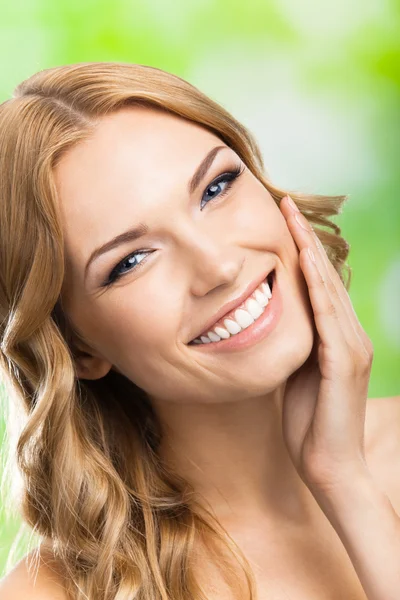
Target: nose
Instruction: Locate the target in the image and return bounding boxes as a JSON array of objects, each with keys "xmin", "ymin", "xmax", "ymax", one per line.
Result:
[{"xmin": 185, "ymin": 234, "xmax": 245, "ymax": 297}]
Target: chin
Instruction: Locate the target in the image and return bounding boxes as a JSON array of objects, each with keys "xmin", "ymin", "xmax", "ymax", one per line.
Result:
[
  {"xmin": 285, "ymin": 316, "xmax": 316, "ymax": 375},
  {"xmin": 241, "ymin": 318, "xmax": 316, "ymax": 395}
]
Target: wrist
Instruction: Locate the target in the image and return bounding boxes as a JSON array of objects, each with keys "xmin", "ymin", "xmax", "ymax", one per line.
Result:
[{"xmin": 311, "ymin": 465, "xmax": 391, "ymax": 533}]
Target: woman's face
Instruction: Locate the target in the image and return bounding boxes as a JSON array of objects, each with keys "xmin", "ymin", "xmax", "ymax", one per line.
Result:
[{"xmin": 55, "ymin": 106, "xmax": 315, "ymax": 404}]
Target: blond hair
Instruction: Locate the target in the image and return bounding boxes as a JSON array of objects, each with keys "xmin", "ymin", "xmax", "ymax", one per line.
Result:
[{"xmin": 0, "ymin": 62, "xmax": 351, "ymax": 600}]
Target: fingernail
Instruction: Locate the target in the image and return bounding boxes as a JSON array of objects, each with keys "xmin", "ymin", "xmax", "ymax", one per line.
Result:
[
  {"xmin": 286, "ymin": 195, "xmax": 299, "ymax": 211},
  {"xmin": 295, "ymin": 211, "xmax": 311, "ymax": 231},
  {"xmin": 307, "ymin": 247, "xmax": 316, "ymax": 263}
]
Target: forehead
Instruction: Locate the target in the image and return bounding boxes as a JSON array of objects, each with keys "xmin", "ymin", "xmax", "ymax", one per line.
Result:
[
  {"xmin": 53, "ymin": 107, "xmax": 224, "ymax": 282},
  {"xmin": 54, "ymin": 106, "xmax": 220, "ymax": 201}
]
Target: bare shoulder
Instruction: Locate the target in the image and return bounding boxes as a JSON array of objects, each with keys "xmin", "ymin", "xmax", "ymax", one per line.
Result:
[
  {"xmin": 0, "ymin": 542, "xmax": 69, "ymax": 599},
  {"xmin": 365, "ymin": 394, "xmax": 400, "ymax": 512}
]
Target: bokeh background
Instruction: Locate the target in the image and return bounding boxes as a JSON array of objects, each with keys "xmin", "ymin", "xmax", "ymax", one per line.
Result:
[{"xmin": 1, "ymin": 0, "xmax": 399, "ymax": 577}]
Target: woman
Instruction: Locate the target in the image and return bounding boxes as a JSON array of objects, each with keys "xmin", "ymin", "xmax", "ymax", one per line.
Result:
[{"xmin": 0, "ymin": 62, "xmax": 399, "ymax": 600}]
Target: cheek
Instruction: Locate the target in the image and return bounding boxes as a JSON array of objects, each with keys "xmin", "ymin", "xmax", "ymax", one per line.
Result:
[
  {"xmin": 103, "ymin": 296, "xmax": 176, "ymax": 350},
  {"xmin": 93, "ymin": 296, "xmax": 182, "ymax": 389},
  {"xmin": 233, "ymin": 189, "xmax": 295, "ymax": 253}
]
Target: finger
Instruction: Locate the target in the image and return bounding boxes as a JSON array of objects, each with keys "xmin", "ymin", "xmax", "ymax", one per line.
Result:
[
  {"xmin": 282, "ymin": 198, "xmax": 356, "ymax": 350},
  {"xmin": 311, "ymin": 228, "xmax": 372, "ymax": 357},
  {"xmin": 282, "ymin": 195, "xmax": 371, "ymax": 358},
  {"xmin": 298, "ymin": 244, "xmax": 351, "ymax": 366}
]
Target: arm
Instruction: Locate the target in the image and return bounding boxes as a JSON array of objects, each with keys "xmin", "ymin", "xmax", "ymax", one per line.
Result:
[
  {"xmin": 278, "ymin": 197, "xmax": 400, "ymax": 599},
  {"xmin": 313, "ymin": 469, "xmax": 400, "ymax": 600}
]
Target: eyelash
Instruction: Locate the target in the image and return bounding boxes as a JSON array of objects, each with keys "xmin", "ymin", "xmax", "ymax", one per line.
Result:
[{"xmin": 100, "ymin": 162, "xmax": 246, "ymax": 287}]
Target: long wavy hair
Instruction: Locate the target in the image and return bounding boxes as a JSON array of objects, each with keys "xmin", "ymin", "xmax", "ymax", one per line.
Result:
[{"xmin": 0, "ymin": 62, "xmax": 351, "ymax": 600}]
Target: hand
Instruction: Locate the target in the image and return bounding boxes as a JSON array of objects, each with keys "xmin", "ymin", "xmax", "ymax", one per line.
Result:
[{"xmin": 279, "ymin": 195, "xmax": 374, "ymax": 496}]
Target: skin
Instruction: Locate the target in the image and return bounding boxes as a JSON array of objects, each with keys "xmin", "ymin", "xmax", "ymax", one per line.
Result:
[
  {"xmin": 54, "ymin": 106, "xmax": 325, "ymax": 534},
  {"xmin": 4, "ymin": 105, "xmax": 400, "ymax": 599}
]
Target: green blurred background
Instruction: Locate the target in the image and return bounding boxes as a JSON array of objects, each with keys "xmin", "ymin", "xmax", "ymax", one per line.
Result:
[{"xmin": 1, "ymin": 0, "xmax": 399, "ymax": 577}]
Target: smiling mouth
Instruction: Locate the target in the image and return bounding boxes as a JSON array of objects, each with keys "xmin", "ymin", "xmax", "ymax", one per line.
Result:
[{"xmin": 189, "ymin": 270, "xmax": 275, "ymax": 345}]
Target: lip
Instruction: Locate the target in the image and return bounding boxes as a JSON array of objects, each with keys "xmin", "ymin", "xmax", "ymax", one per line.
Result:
[
  {"xmin": 189, "ymin": 268, "xmax": 282, "ymax": 352},
  {"xmin": 188, "ymin": 267, "xmax": 275, "ymax": 344}
]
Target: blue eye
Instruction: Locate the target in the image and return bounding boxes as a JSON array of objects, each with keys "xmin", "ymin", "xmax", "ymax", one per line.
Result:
[
  {"xmin": 200, "ymin": 163, "xmax": 244, "ymax": 210},
  {"xmin": 102, "ymin": 250, "xmax": 150, "ymax": 287},
  {"xmin": 100, "ymin": 162, "xmax": 245, "ymax": 287}
]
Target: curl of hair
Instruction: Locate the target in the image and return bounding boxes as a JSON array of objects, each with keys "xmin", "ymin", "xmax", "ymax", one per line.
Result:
[{"xmin": 0, "ymin": 62, "xmax": 352, "ymax": 600}]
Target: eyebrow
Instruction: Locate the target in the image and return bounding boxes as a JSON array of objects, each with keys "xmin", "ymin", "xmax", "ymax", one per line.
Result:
[{"xmin": 84, "ymin": 144, "xmax": 228, "ymax": 281}]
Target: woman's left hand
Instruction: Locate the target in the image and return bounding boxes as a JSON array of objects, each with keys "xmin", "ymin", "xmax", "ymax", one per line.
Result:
[{"xmin": 280, "ymin": 194, "xmax": 374, "ymax": 497}]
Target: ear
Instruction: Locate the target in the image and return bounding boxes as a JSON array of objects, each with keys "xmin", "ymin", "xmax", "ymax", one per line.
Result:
[
  {"xmin": 75, "ymin": 353, "xmax": 113, "ymax": 380},
  {"xmin": 73, "ymin": 344, "xmax": 114, "ymax": 381},
  {"xmin": 74, "ymin": 351, "xmax": 113, "ymax": 380}
]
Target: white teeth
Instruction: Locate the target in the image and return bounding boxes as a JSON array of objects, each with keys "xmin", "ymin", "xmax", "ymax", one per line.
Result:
[
  {"xmin": 254, "ymin": 289, "xmax": 269, "ymax": 307},
  {"xmin": 261, "ymin": 281, "xmax": 272, "ymax": 299},
  {"xmin": 234, "ymin": 308, "xmax": 254, "ymax": 329},
  {"xmin": 214, "ymin": 326, "xmax": 230, "ymax": 339},
  {"xmin": 245, "ymin": 297, "xmax": 264, "ymax": 319},
  {"xmin": 191, "ymin": 274, "xmax": 275, "ymax": 345},
  {"xmin": 224, "ymin": 319, "xmax": 241, "ymax": 334},
  {"xmin": 207, "ymin": 331, "xmax": 221, "ymax": 342}
]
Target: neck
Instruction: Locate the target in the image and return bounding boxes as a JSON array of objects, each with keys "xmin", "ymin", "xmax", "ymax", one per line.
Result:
[{"xmin": 152, "ymin": 384, "xmax": 317, "ymax": 529}]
